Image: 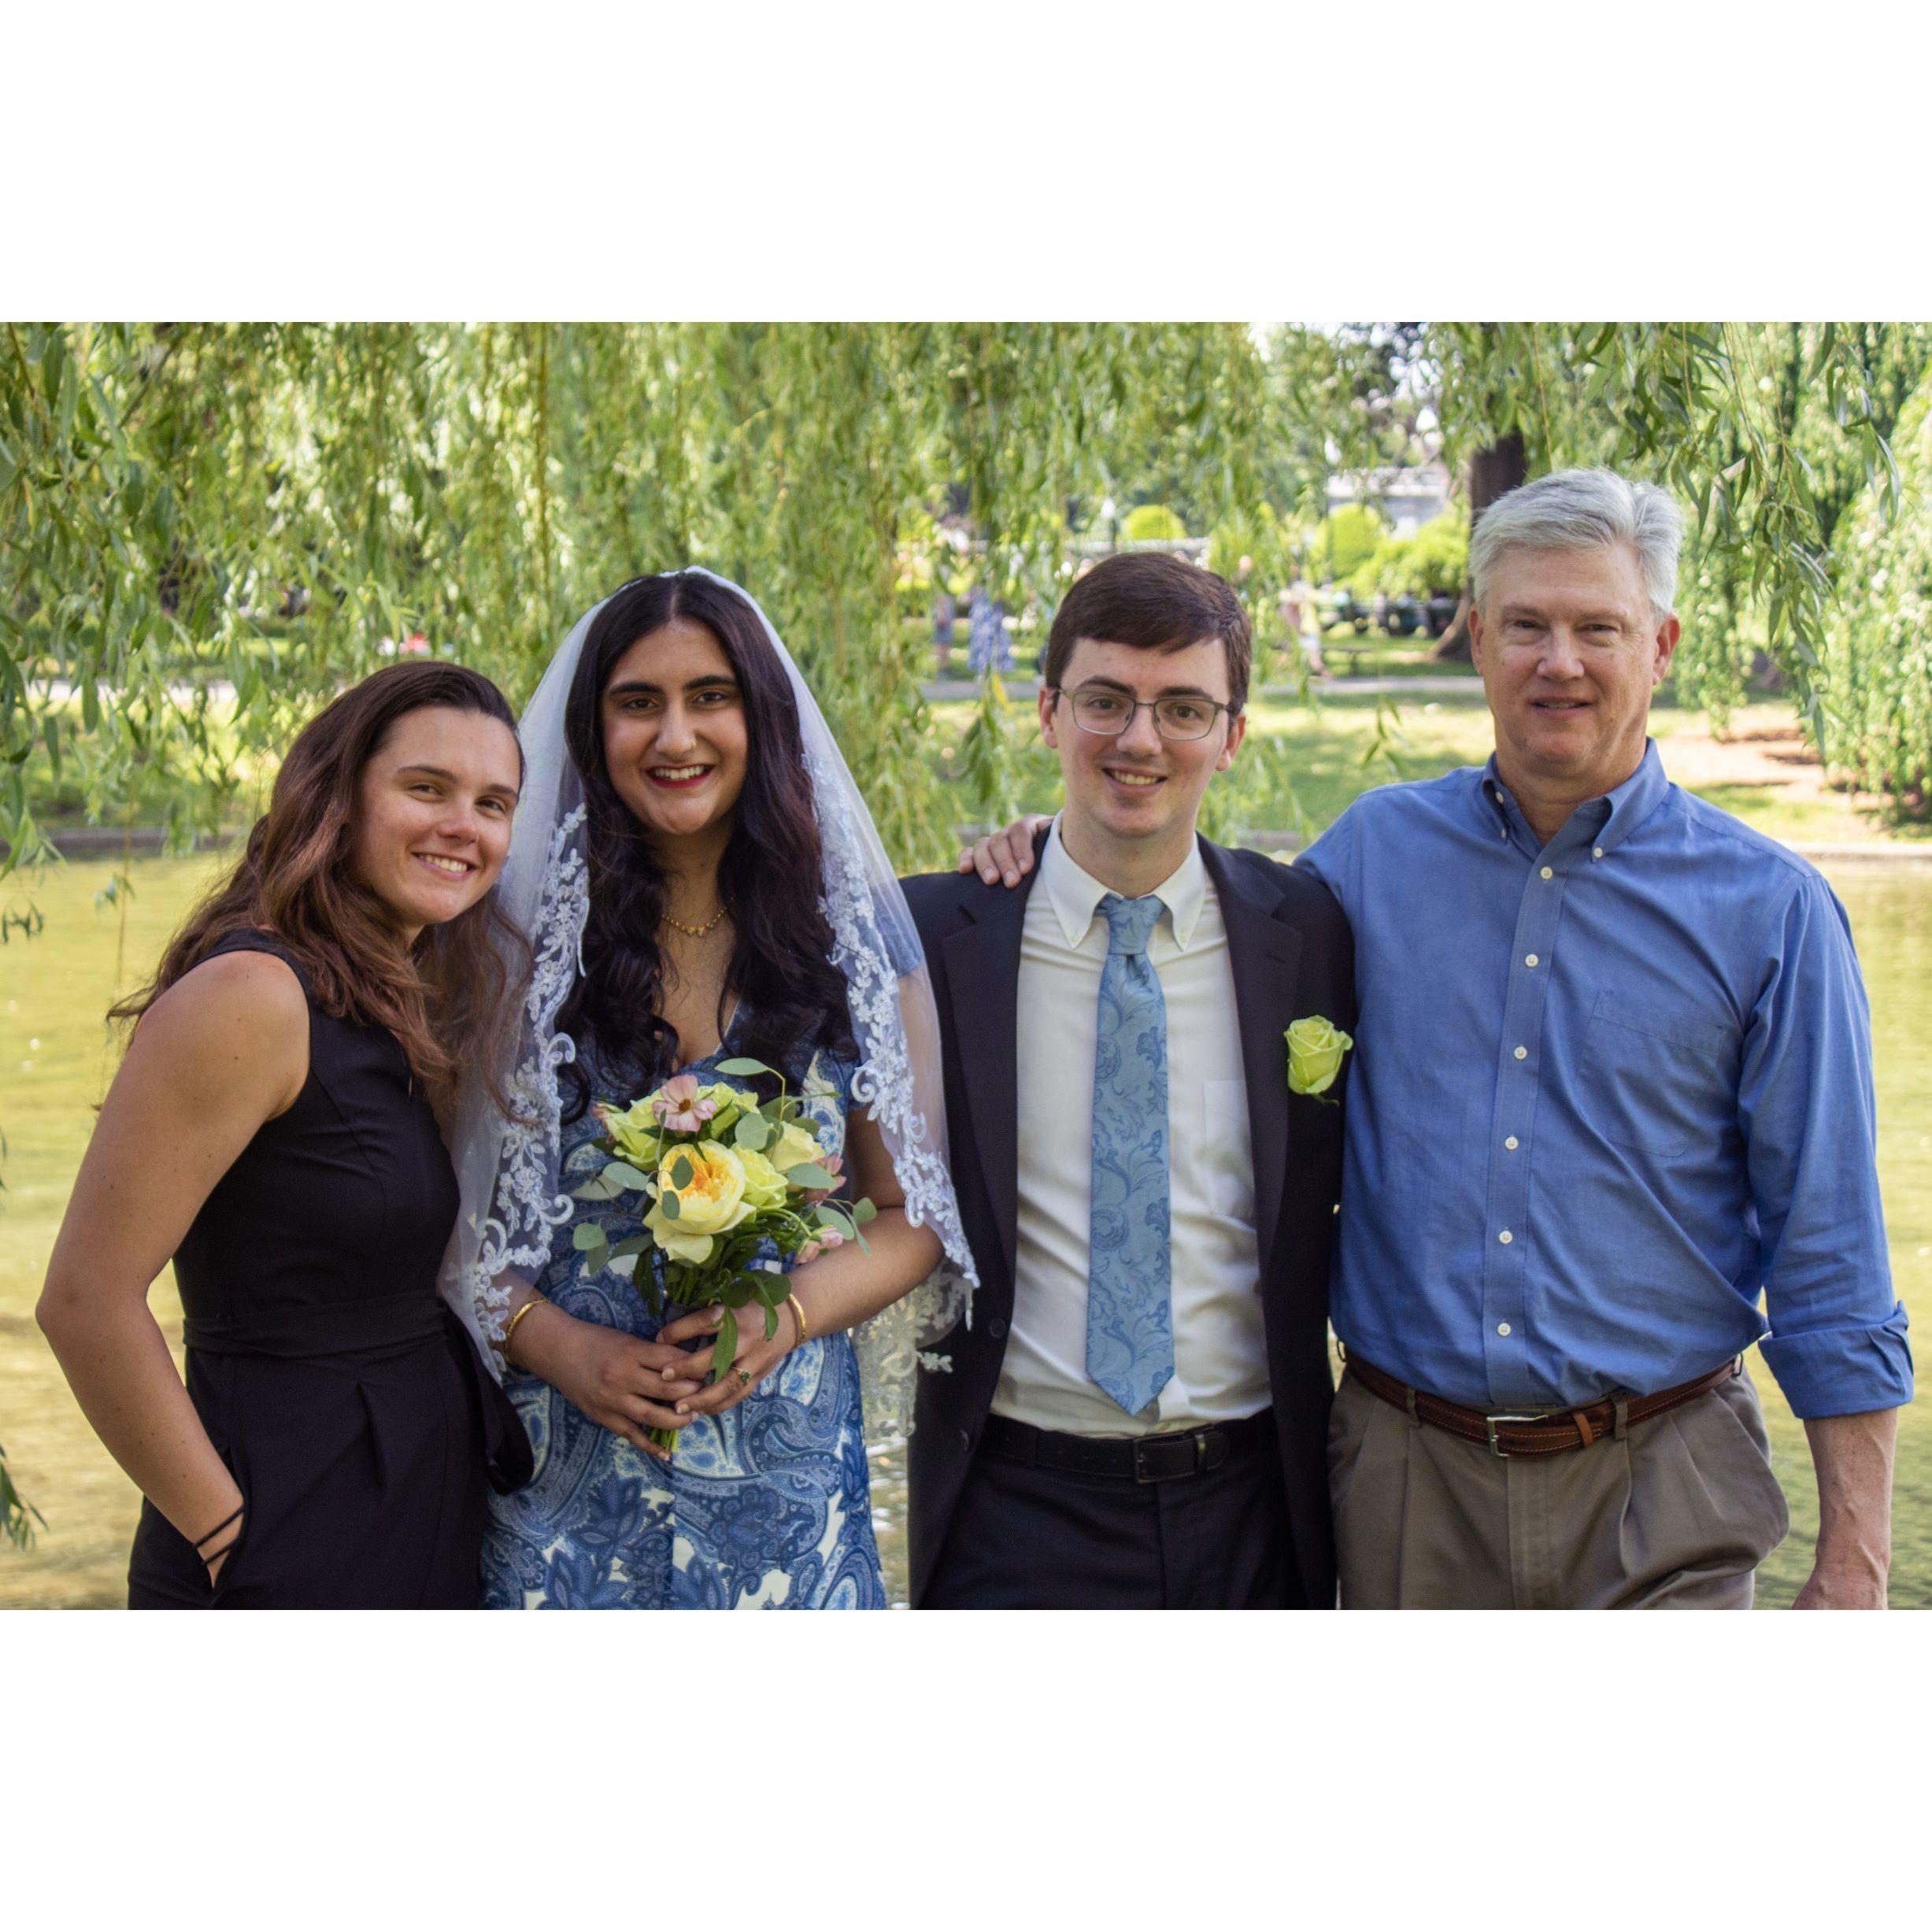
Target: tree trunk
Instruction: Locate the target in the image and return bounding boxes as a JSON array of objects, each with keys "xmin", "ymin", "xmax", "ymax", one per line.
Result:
[{"xmin": 1432, "ymin": 431, "xmax": 1528, "ymax": 662}]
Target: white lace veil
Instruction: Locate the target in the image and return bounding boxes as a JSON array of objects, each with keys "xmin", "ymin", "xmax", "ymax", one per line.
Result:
[{"xmin": 439, "ymin": 569, "xmax": 975, "ymax": 1444}]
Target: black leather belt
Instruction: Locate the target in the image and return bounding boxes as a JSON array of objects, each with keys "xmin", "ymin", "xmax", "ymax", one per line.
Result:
[{"xmin": 980, "ymin": 1408, "xmax": 1274, "ymax": 1484}]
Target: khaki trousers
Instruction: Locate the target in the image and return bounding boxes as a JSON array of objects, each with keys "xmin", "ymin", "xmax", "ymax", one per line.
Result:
[{"xmin": 1328, "ymin": 1361, "xmax": 1790, "ymax": 1608}]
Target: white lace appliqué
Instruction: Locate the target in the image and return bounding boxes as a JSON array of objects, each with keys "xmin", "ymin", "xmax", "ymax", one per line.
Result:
[
  {"xmin": 806, "ymin": 743, "xmax": 975, "ymax": 1441},
  {"xmin": 466, "ymin": 807, "xmax": 590, "ymax": 1364}
]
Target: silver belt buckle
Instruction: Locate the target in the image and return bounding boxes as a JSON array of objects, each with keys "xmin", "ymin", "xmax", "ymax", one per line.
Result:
[{"xmin": 1483, "ymin": 1412, "xmax": 1548, "ymax": 1459}]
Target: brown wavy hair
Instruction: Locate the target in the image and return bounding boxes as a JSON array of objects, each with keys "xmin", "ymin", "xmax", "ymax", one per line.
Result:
[{"xmin": 114, "ymin": 661, "xmax": 528, "ymax": 1118}]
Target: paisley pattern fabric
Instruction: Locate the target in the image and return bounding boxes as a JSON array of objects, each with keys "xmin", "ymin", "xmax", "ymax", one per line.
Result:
[
  {"xmin": 1086, "ymin": 892, "xmax": 1174, "ymax": 1416},
  {"xmin": 479, "ymin": 1020, "xmax": 886, "ymax": 1610}
]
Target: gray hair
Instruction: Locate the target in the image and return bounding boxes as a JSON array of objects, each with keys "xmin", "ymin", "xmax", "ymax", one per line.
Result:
[{"xmin": 1468, "ymin": 468, "xmax": 1682, "ymax": 619}]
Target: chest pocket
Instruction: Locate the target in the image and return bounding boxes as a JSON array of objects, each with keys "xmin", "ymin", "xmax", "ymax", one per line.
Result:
[{"xmin": 1579, "ymin": 992, "xmax": 1734, "ymax": 1157}]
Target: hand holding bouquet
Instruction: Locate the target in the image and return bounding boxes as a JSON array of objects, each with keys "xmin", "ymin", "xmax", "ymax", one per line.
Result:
[{"xmin": 571, "ymin": 1057, "xmax": 875, "ymax": 1453}]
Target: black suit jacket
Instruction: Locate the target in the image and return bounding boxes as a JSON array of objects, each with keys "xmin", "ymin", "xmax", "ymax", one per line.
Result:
[{"xmin": 901, "ymin": 829, "xmax": 1356, "ymax": 1608}]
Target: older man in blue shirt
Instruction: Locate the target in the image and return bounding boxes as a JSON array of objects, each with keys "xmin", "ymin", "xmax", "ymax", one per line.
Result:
[{"xmin": 964, "ymin": 468, "xmax": 1910, "ymax": 1608}]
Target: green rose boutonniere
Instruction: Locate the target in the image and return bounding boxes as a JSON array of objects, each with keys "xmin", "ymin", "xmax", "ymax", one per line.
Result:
[{"xmin": 1286, "ymin": 1015, "xmax": 1353, "ymax": 1102}]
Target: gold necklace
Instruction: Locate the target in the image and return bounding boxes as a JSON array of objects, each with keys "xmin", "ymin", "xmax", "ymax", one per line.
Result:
[{"xmin": 664, "ymin": 902, "xmax": 731, "ymax": 939}]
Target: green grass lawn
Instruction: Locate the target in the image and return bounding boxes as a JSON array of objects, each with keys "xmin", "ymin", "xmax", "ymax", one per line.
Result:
[{"xmin": 3, "ymin": 702, "xmax": 1927, "ymax": 1607}]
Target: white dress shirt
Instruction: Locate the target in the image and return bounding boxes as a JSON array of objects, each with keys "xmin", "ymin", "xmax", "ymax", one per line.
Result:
[{"xmin": 992, "ymin": 820, "xmax": 1270, "ymax": 1437}]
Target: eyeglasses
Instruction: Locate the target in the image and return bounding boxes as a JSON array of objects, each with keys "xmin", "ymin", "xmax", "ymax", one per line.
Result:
[{"xmin": 1049, "ymin": 685, "xmax": 1235, "ymax": 742}]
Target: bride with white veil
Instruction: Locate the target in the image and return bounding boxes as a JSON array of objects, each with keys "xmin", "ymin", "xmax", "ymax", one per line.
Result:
[{"xmin": 441, "ymin": 569, "xmax": 974, "ymax": 1609}]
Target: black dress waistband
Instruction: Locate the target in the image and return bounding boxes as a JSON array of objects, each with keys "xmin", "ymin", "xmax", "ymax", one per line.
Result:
[
  {"xmin": 183, "ymin": 1296, "xmax": 533, "ymax": 1497},
  {"xmin": 183, "ymin": 1286, "xmax": 450, "ymax": 1360}
]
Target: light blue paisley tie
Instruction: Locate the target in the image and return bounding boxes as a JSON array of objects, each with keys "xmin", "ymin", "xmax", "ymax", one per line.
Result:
[{"xmin": 1086, "ymin": 891, "xmax": 1173, "ymax": 1416}]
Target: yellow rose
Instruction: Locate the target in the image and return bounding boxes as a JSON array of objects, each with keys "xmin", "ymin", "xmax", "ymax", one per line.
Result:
[
  {"xmin": 737, "ymin": 1146, "xmax": 790, "ymax": 1212},
  {"xmin": 1286, "ymin": 1015, "xmax": 1353, "ymax": 1098},
  {"xmin": 601, "ymin": 1098, "xmax": 667, "ymax": 1169},
  {"xmin": 769, "ymin": 1119, "xmax": 828, "ymax": 1178},
  {"xmin": 697, "ymin": 1082, "xmax": 755, "ymax": 1137},
  {"xmin": 643, "ymin": 1140, "xmax": 753, "ymax": 1265}
]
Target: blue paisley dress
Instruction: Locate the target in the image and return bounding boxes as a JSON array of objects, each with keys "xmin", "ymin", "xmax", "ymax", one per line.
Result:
[{"xmin": 479, "ymin": 1018, "xmax": 887, "ymax": 1610}]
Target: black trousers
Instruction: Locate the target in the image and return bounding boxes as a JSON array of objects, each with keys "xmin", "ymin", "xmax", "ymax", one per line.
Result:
[{"xmin": 923, "ymin": 1418, "xmax": 1305, "ymax": 1609}]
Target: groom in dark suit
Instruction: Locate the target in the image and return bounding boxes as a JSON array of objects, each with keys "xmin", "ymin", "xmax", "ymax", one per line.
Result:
[{"xmin": 901, "ymin": 553, "xmax": 1354, "ymax": 1608}]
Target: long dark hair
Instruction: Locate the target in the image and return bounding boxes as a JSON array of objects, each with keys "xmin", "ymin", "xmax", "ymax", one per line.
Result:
[
  {"xmin": 116, "ymin": 661, "xmax": 528, "ymax": 1120},
  {"xmin": 556, "ymin": 572, "xmax": 854, "ymax": 1120}
]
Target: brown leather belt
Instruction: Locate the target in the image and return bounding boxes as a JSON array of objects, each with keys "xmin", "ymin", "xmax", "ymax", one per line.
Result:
[{"xmin": 1345, "ymin": 1352, "xmax": 1741, "ymax": 1458}]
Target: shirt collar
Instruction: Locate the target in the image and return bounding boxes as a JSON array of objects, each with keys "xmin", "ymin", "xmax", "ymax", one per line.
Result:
[
  {"xmin": 1474, "ymin": 738, "xmax": 1669, "ymax": 861},
  {"xmin": 1039, "ymin": 815, "xmax": 1207, "ymax": 951}
]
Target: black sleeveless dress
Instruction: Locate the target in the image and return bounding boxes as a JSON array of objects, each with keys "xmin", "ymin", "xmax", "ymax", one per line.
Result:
[{"xmin": 128, "ymin": 932, "xmax": 531, "ymax": 1609}]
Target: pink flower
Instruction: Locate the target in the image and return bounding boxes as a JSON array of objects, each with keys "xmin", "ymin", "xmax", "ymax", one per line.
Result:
[
  {"xmin": 650, "ymin": 1073, "xmax": 717, "ymax": 1134},
  {"xmin": 803, "ymin": 1151, "xmax": 846, "ymax": 1208}
]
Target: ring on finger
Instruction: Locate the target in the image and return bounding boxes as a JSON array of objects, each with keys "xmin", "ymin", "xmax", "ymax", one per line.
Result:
[{"xmin": 735, "ymin": 1368, "xmax": 753, "ymax": 1390}]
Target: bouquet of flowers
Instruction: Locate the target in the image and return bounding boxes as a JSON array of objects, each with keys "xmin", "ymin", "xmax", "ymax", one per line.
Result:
[{"xmin": 571, "ymin": 1057, "xmax": 875, "ymax": 1453}]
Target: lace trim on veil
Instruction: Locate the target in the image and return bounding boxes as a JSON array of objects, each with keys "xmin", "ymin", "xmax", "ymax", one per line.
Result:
[
  {"xmin": 806, "ymin": 749, "xmax": 975, "ymax": 1440},
  {"xmin": 466, "ymin": 806, "xmax": 590, "ymax": 1365}
]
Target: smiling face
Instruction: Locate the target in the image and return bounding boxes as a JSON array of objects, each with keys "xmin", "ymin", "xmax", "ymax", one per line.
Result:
[
  {"xmin": 350, "ymin": 705, "xmax": 520, "ymax": 945},
  {"xmin": 1468, "ymin": 541, "xmax": 1679, "ymax": 806},
  {"xmin": 600, "ymin": 615, "xmax": 749, "ymax": 849},
  {"xmin": 1040, "ymin": 633, "xmax": 1245, "ymax": 886}
]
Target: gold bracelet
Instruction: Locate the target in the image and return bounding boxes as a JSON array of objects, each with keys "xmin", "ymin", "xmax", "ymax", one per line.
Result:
[
  {"xmin": 786, "ymin": 1291, "xmax": 810, "ymax": 1348},
  {"xmin": 501, "ymin": 1294, "xmax": 546, "ymax": 1364}
]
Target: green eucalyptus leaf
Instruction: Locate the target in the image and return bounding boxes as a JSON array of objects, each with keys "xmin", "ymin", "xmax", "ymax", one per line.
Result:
[{"xmin": 714, "ymin": 1057, "xmax": 773, "ymax": 1077}]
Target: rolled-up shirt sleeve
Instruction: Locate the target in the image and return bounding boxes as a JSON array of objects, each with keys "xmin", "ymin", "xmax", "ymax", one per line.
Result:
[{"xmin": 1741, "ymin": 873, "xmax": 1913, "ymax": 1418}]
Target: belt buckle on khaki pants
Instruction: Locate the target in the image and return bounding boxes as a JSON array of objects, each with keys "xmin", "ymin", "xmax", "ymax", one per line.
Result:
[{"xmin": 1484, "ymin": 1413, "xmax": 1553, "ymax": 1459}]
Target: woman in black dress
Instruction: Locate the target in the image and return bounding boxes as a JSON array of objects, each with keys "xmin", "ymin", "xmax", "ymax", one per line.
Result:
[{"xmin": 38, "ymin": 662, "xmax": 539, "ymax": 1607}]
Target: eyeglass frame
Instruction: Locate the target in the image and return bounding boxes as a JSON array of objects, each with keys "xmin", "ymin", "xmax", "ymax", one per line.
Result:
[{"xmin": 1045, "ymin": 682, "xmax": 1240, "ymax": 742}]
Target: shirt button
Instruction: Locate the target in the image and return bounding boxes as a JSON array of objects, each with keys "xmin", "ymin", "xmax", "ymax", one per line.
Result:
[
  {"xmin": 1513, "ymin": 1046, "xmax": 1527, "ymax": 1060},
  {"xmin": 1593, "ymin": 846, "xmax": 1604, "ymax": 860},
  {"xmin": 1505, "ymin": 1135, "xmax": 1519, "ymax": 1150},
  {"xmin": 1524, "ymin": 953, "xmax": 1538, "ymax": 968},
  {"xmin": 1498, "ymin": 1230, "xmax": 1513, "ymax": 1245},
  {"xmin": 1540, "ymin": 865, "xmax": 1554, "ymax": 880},
  {"xmin": 1497, "ymin": 1322, "xmax": 1512, "ymax": 1337}
]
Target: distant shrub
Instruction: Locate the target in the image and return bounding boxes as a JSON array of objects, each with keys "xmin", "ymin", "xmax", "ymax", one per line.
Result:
[
  {"xmin": 1122, "ymin": 503, "xmax": 1189, "ymax": 542},
  {"xmin": 1402, "ymin": 513, "xmax": 1469, "ymax": 595},
  {"xmin": 1351, "ymin": 514, "xmax": 1469, "ymax": 599},
  {"xmin": 1314, "ymin": 504, "xmax": 1385, "ymax": 582}
]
